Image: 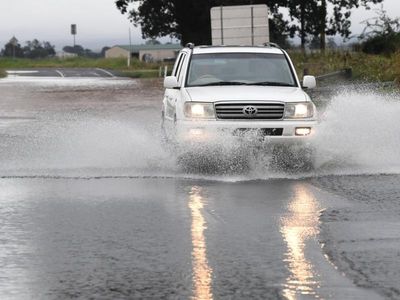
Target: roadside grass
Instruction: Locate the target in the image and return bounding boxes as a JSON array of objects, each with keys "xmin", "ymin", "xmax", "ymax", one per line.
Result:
[
  {"xmin": 0, "ymin": 57, "xmax": 162, "ymax": 70},
  {"xmin": 0, "ymin": 69, "xmax": 5, "ymax": 78},
  {"xmin": 290, "ymin": 50, "xmax": 400, "ymax": 82},
  {"xmin": 0, "ymin": 52, "xmax": 399, "ymax": 83}
]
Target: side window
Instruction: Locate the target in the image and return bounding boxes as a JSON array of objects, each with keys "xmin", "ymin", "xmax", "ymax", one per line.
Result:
[
  {"xmin": 172, "ymin": 53, "xmax": 185, "ymax": 77},
  {"xmin": 176, "ymin": 54, "xmax": 187, "ymax": 83}
]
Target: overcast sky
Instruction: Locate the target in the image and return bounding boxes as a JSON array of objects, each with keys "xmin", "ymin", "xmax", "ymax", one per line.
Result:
[{"xmin": 0, "ymin": 0, "xmax": 399, "ymax": 51}]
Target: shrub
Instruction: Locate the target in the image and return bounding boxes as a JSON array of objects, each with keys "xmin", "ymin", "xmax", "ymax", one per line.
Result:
[
  {"xmin": 360, "ymin": 7, "xmax": 400, "ymax": 55},
  {"xmin": 362, "ymin": 32, "xmax": 400, "ymax": 55}
]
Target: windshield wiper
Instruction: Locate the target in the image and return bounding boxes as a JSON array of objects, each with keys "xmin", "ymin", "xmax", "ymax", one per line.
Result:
[
  {"xmin": 192, "ymin": 81, "xmax": 248, "ymax": 87},
  {"xmin": 247, "ymin": 81, "xmax": 295, "ymax": 87}
]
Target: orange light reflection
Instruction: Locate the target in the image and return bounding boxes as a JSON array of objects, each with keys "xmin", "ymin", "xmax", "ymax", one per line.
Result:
[
  {"xmin": 189, "ymin": 186, "xmax": 213, "ymax": 300},
  {"xmin": 281, "ymin": 184, "xmax": 321, "ymax": 300}
]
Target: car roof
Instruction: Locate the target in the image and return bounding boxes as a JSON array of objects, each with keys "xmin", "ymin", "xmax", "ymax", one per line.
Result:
[{"xmin": 190, "ymin": 46, "xmax": 284, "ymax": 55}]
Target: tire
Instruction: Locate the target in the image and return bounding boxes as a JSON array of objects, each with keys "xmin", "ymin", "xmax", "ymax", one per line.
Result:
[{"xmin": 271, "ymin": 145, "xmax": 315, "ymax": 172}]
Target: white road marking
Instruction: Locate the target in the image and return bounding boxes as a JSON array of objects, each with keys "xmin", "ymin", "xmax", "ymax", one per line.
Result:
[
  {"xmin": 55, "ymin": 70, "xmax": 65, "ymax": 78},
  {"xmin": 6, "ymin": 70, "xmax": 39, "ymax": 74},
  {"xmin": 96, "ymin": 68, "xmax": 115, "ymax": 78}
]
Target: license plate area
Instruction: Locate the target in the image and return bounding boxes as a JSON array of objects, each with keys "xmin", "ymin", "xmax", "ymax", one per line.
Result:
[{"xmin": 233, "ymin": 128, "xmax": 283, "ymax": 137}]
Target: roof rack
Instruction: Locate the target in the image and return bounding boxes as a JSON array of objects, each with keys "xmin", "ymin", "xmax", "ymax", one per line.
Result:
[
  {"xmin": 185, "ymin": 42, "xmax": 282, "ymax": 50},
  {"xmin": 263, "ymin": 42, "xmax": 281, "ymax": 49}
]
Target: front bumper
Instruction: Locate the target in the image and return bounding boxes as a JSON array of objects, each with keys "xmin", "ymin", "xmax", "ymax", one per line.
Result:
[{"xmin": 176, "ymin": 119, "xmax": 318, "ymax": 144}]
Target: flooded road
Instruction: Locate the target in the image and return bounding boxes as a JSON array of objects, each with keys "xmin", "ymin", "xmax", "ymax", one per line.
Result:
[{"xmin": 0, "ymin": 76, "xmax": 399, "ymax": 299}]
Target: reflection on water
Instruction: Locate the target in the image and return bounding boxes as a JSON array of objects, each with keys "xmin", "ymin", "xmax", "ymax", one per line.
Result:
[
  {"xmin": 188, "ymin": 186, "xmax": 213, "ymax": 300},
  {"xmin": 281, "ymin": 184, "xmax": 321, "ymax": 299},
  {"xmin": 0, "ymin": 180, "xmax": 32, "ymax": 297}
]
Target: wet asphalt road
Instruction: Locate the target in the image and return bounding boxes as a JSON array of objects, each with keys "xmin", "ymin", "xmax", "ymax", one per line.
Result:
[
  {"xmin": 0, "ymin": 74, "xmax": 399, "ymax": 299},
  {"xmin": 6, "ymin": 68, "xmax": 116, "ymax": 78}
]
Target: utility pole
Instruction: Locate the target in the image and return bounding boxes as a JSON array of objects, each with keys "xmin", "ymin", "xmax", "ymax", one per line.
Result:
[
  {"xmin": 10, "ymin": 36, "xmax": 18, "ymax": 59},
  {"xmin": 128, "ymin": 27, "xmax": 132, "ymax": 67}
]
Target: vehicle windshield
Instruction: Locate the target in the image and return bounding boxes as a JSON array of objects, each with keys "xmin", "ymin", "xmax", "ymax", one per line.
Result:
[{"xmin": 186, "ymin": 52, "xmax": 297, "ymax": 87}]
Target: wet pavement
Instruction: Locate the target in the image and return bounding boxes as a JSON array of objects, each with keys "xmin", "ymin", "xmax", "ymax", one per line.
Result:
[
  {"xmin": 0, "ymin": 75, "xmax": 399, "ymax": 299},
  {"xmin": 6, "ymin": 68, "xmax": 116, "ymax": 78}
]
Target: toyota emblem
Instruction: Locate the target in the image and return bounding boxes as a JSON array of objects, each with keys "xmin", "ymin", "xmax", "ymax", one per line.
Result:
[{"xmin": 243, "ymin": 106, "xmax": 258, "ymax": 117}]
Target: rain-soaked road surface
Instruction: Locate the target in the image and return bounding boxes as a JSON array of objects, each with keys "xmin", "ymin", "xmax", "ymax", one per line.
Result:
[
  {"xmin": 6, "ymin": 68, "xmax": 116, "ymax": 78},
  {"xmin": 0, "ymin": 75, "xmax": 399, "ymax": 299}
]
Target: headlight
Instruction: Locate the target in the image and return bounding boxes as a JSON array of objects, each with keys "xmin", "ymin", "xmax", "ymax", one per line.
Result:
[
  {"xmin": 184, "ymin": 102, "xmax": 215, "ymax": 119},
  {"xmin": 284, "ymin": 102, "xmax": 314, "ymax": 119}
]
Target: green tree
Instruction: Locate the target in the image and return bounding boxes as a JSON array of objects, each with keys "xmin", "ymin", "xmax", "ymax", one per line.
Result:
[
  {"xmin": 288, "ymin": 0, "xmax": 384, "ymax": 51},
  {"xmin": 1, "ymin": 37, "xmax": 24, "ymax": 58},
  {"xmin": 309, "ymin": 35, "xmax": 321, "ymax": 50},
  {"xmin": 84, "ymin": 48, "xmax": 102, "ymax": 58},
  {"xmin": 360, "ymin": 7, "xmax": 400, "ymax": 54},
  {"xmin": 287, "ymin": 1, "xmax": 321, "ymax": 50},
  {"xmin": 116, "ymin": 0, "xmax": 290, "ymax": 45},
  {"xmin": 23, "ymin": 39, "xmax": 56, "ymax": 58},
  {"xmin": 63, "ymin": 45, "xmax": 85, "ymax": 56},
  {"xmin": 101, "ymin": 46, "xmax": 111, "ymax": 57},
  {"xmin": 327, "ymin": 37, "xmax": 337, "ymax": 49},
  {"xmin": 269, "ymin": 11, "xmax": 291, "ymax": 48},
  {"xmin": 145, "ymin": 38, "xmax": 161, "ymax": 45}
]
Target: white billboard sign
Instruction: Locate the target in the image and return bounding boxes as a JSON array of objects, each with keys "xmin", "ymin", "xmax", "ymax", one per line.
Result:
[{"xmin": 211, "ymin": 4, "xmax": 269, "ymax": 46}]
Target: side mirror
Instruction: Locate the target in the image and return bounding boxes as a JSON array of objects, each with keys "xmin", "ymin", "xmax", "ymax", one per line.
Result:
[
  {"xmin": 302, "ymin": 75, "xmax": 316, "ymax": 89},
  {"xmin": 164, "ymin": 76, "xmax": 180, "ymax": 89}
]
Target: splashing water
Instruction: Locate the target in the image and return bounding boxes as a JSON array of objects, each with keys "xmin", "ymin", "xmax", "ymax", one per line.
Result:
[
  {"xmin": 0, "ymin": 118, "xmax": 177, "ymax": 178},
  {"xmin": 0, "ymin": 78, "xmax": 399, "ymax": 181},
  {"xmin": 167, "ymin": 88, "xmax": 400, "ymax": 179},
  {"xmin": 313, "ymin": 90, "xmax": 400, "ymax": 176}
]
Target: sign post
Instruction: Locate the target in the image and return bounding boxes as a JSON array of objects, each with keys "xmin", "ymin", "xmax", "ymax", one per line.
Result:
[
  {"xmin": 71, "ymin": 24, "xmax": 77, "ymax": 47},
  {"xmin": 211, "ymin": 5, "xmax": 269, "ymax": 46}
]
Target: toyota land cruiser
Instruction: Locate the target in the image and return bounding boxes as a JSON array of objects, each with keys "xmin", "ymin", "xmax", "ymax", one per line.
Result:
[{"xmin": 161, "ymin": 43, "xmax": 317, "ymax": 169}]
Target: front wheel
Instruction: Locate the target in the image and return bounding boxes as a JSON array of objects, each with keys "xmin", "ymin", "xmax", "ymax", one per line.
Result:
[{"xmin": 271, "ymin": 145, "xmax": 315, "ymax": 172}]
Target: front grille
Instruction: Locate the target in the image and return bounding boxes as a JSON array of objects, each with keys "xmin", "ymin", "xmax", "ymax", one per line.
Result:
[{"xmin": 215, "ymin": 102, "xmax": 285, "ymax": 120}]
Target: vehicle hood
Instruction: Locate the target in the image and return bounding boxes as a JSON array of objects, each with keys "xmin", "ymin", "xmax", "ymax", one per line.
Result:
[{"xmin": 185, "ymin": 86, "xmax": 308, "ymax": 103}]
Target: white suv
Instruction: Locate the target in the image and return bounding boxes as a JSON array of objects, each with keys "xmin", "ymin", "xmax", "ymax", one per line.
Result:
[{"xmin": 161, "ymin": 44, "xmax": 317, "ymax": 156}]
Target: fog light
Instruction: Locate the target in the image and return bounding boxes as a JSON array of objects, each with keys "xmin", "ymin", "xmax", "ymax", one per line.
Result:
[{"xmin": 295, "ymin": 127, "xmax": 311, "ymax": 136}]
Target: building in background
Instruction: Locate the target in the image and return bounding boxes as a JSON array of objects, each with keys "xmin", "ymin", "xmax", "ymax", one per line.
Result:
[
  {"xmin": 56, "ymin": 51, "xmax": 78, "ymax": 59},
  {"xmin": 105, "ymin": 44, "xmax": 182, "ymax": 62}
]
